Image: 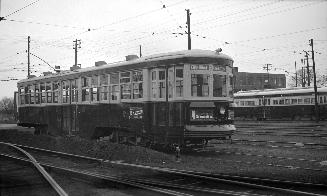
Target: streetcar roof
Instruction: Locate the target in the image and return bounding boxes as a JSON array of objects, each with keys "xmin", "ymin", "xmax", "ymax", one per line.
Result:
[
  {"xmin": 234, "ymin": 87, "xmax": 327, "ymax": 98},
  {"xmin": 17, "ymin": 49, "xmax": 233, "ymax": 84}
]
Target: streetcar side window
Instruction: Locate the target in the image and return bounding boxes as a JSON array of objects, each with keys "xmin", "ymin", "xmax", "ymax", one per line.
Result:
[
  {"xmin": 304, "ymin": 98, "xmax": 310, "ymax": 104},
  {"xmin": 132, "ymin": 70, "xmax": 143, "ymax": 99},
  {"xmin": 319, "ymin": 96, "xmax": 323, "ymax": 104},
  {"xmin": 176, "ymin": 68, "xmax": 183, "ymax": 97},
  {"xmin": 291, "ymin": 99, "xmax": 297, "ymax": 104},
  {"xmin": 324, "ymin": 96, "xmax": 327, "ymax": 103},
  {"xmin": 100, "ymin": 74, "xmax": 109, "ymax": 101},
  {"xmin": 298, "ymin": 98, "xmax": 303, "ymax": 104},
  {"xmin": 91, "ymin": 75, "xmax": 99, "ymax": 102},
  {"xmin": 151, "ymin": 70, "xmax": 157, "ymax": 98},
  {"xmin": 53, "ymin": 82, "xmax": 59, "ymax": 103},
  {"xmin": 62, "ymin": 80, "xmax": 70, "ymax": 103},
  {"xmin": 120, "ymin": 72, "xmax": 131, "ymax": 100},
  {"xmin": 81, "ymin": 77, "xmax": 90, "ymax": 102},
  {"xmin": 40, "ymin": 83, "xmax": 46, "ymax": 103},
  {"xmin": 158, "ymin": 70, "xmax": 166, "ymax": 98},
  {"xmin": 273, "ymin": 100, "xmax": 278, "ymax": 105},
  {"xmin": 35, "ymin": 84, "xmax": 40, "ymax": 104},
  {"xmin": 71, "ymin": 79, "xmax": 79, "ymax": 103},
  {"xmin": 46, "ymin": 82, "xmax": 52, "ymax": 103},
  {"xmin": 110, "ymin": 73, "xmax": 119, "ymax": 101},
  {"xmin": 19, "ymin": 86, "xmax": 25, "ymax": 105}
]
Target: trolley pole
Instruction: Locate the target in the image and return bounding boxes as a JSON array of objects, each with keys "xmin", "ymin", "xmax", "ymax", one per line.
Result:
[
  {"xmin": 186, "ymin": 9, "xmax": 191, "ymax": 50},
  {"xmin": 309, "ymin": 39, "xmax": 319, "ymax": 122},
  {"xmin": 27, "ymin": 36, "xmax": 30, "ymax": 79},
  {"xmin": 139, "ymin": 45, "xmax": 142, "ymax": 57}
]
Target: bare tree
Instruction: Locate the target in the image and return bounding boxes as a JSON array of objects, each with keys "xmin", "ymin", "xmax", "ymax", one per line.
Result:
[{"xmin": 0, "ymin": 97, "xmax": 14, "ymax": 115}]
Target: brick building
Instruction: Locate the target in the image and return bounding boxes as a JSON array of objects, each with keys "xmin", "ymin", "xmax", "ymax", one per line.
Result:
[{"xmin": 233, "ymin": 67, "xmax": 286, "ymax": 92}]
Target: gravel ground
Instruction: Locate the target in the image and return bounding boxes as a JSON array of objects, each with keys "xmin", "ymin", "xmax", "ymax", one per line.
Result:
[{"xmin": 1, "ymin": 128, "xmax": 326, "ymax": 185}]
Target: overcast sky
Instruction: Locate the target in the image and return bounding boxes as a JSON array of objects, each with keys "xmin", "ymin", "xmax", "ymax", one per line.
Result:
[{"xmin": 0, "ymin": 0, "xmax": 326, "ymax": 98}]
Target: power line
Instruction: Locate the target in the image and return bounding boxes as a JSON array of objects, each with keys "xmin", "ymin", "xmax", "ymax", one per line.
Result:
[{"xmin": 3, "ymin": 0, "xmax": 41, "ymax": 18}]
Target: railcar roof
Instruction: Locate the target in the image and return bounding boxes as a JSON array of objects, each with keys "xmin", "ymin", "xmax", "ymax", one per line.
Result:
[
  {"xmin": 234, "ymin": 87, "xmax": 327, "ymax": 97},
  {"xmin": 18, "ymin": 49, "xmax": 232, "ymax": 84}
]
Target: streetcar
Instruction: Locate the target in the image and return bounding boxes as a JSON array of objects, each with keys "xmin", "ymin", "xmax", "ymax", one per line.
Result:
[
  {"xmin": 16, "ymin": 49, "xmax": 236, "ymax": 147},
  {"xmin": 234, "ymin": 87, "xmax": 327, "ymax": 121}
]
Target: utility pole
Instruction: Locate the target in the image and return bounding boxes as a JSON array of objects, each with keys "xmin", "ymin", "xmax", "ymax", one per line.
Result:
[
  {"xmin": 310, "ymin": 38, "xmax": 319, "ymax": 122},
  {"xmin": 186, "ymin": 9, "xmax": 191, "ymax": 50},
  {"xmin": 263, "ymin": 63, "xmax": 271, "ymax": 88},
  {"xmin": 303, "ymin": 51, "xmax": 310, "ymax": 86},
  {"xmin": 73, "ymin": 39, "xmax": 81, "ymax": 67},
  {"xmin": 295, "ymin": 61, "xmax": 297, "ymax": 87},
  {"xmin": 139, "ymin": 45, "xmax": 142, "ymax": 57},
  {"xmin": 301, "ymin": 67, "xmax": 306, "ymax": 87},
  {"xmin": 27, "ymin": 36, "xmax": 30, "ymax": 78}
]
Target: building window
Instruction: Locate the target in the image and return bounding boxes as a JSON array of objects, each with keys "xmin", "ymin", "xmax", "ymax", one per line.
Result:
[
  {"xmin": 176, "ymin": 68, "xmax": 183, "ymax": 97},
  {"xmin": 191, "ymin": 74, "xmax": 209, "ymax": 97}
]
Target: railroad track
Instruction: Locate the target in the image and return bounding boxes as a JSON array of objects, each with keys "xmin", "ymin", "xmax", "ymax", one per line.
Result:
[
  {"xmin": 0, "ymin": 142, "xmax": 67, "ymax": 196},
  {"xmin": 229, "ymin": 138, "xmax": 327, "ymax": 150},
  {"xmin": 235, "ymin": 130, "xmax": 327, "ymax": 138},
  {"xmin": 1, "ymin": 142, "xmax": 326, "ymax": 196}
]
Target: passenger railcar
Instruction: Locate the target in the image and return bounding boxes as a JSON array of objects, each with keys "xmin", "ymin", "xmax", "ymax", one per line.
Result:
[
  {"xmin": 234, "ymin": 87, "xmax": 327, "ymax": 121},
  {"xmin": 16, "ymin": 49, "xmax": 235, "ymax": 146}
]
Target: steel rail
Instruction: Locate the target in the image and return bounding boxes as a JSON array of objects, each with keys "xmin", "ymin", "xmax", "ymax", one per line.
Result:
[
  {"xmin": 0, "ymin": 153, "xmax": 192, "ymax": 196},
  {"xmin": 5, "ymin": 142, "xmax": 327, "ymax": 195},
  {"xmin": 0, "ymin": 142, "xmax": 68, "ymax": 196}
]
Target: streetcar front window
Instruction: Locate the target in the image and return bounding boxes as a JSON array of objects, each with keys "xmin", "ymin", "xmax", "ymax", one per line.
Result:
[{"xmin": 190, "ymin": 108, "xmax": 215, "ymax": 122}]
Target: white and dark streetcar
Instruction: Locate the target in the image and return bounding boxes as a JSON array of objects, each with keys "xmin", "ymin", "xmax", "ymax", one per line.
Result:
[
  {"xmin": 234, "ymin": 87, "xmax": 327, "ymax": 121},
  {"xmin": 16, "ymin": 49, "xmax": 236, "ymax": 146}
]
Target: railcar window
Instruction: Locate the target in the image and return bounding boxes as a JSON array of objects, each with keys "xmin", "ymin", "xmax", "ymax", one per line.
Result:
[
  {"xmin": 176, "ymin": 68, "xmax": 183, "ymax": 97},
  {"xmin": 229, "ymin": 76, "xmax": 233, "ymax": 97},
  {"xmin": 100, "ymin": 75, "xmax": 109, "ymax": 101},
  {"xmin": 151, "ymin": 71, "xmax": 157, "ymax": 98},
  {"xmin": 91, "ymin": 75, "xmax": 98, "ymax": 86},
  {"xmin": 91, "ymin": 87, "xmax": 99, "ymax": 101},
  {"xmin": 82, "ymin": 89, "xmax": 90, "ymax": 102},
  {"xmin": 35, "ymin": 84, "xmax": 40, "ymax": 104},
  {"xmin": 285, "ymin": 99, "xmax": 290, "ymax": 105},
  {"xmin": 29, "ymin": 85, "xmax": 35, "ymax": 104},
  {"xmin": 311, "ymin": 98, "xmax": 315, "ymax": 104},
  {"xmin": 273, "ymin": 100, "xmax": 278, "ymax": 105},
  {"xmin": 324, "ymin": 96, "xmax": 326, "ymax": 103},
  {"xmin": 62, "ymin": 81, "xmax": 70, "ymax": 103},
  {"xmin": 158, "ymin": 70, "xmax": 166, "ymax": 98},
  {"xmin": 25, "ymin": 86, "xmax": 30, "ymax": 104},
  {"xmin": 110, "ymin": 73, "xmax": 119, "ymax": 84},
  {"xmin": 100, "ymin": 86, "xmax": 109, "ymax": 100},
  {"xmin": 111, "ymin": 85, "xmax": 119, "ymax": 100},
  {"xmin": 279, "ymin": 99, "xmax": 285, "ymax": 104},
  {"xmin": 213, "ymin": 74, "xmax": 226, "ymax": 97},
  {"xmin": 53, "ymin": 82, "xmax": 59, "ymax": 103},
  {"xmin": 19, "ymin": 86, "xmax": 25, "ymax": 105},
  {"xmin": 320, "ymin": 97, "xmax": 323, "ymax": 104},
  {"xmin": 190, "ymin": 108, "xmax": 214, "ymax": 121},
  {"xmin": 132, "ymin": 71, "xmax": 143, "ymax": 99},
  {"xmin": 71, "ymin": 79, "xmax": 78, "ymax": 102},
  {"xmin": 192, "ymin": 74, "xmax": 209, "ymax": 97},
  {"xmin": 168, "ymin": 69, "xmax": 173, "ymax": 98},
  {"xmin": 298, "ymin": 98, "xmax": 303, "ymax": 104},
  {"xmin": 82, "ymin": 77, "xmax": 89, "ymax": 87},
  {"xmin": 291, "ymin": 99, "xmax": 297, "ymax": 104},
  {"xmin": 304, "ymin": 98, "xmax": 310, "ymax": 104},
  {"xmin": 46, "ymin": 83, "xmax": 52, "ymax": 103},
  {"xmin": 120, "ymin": 72, "xmax": 130, "ymax": 83},
  {"xmin": 41, "ymin": 83, "xmax": 46, "ymax": 103},
  {"xmin": 100, "ymin": 74, "xmax": 108, "ymax": 86}
]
